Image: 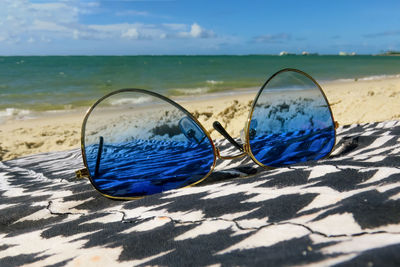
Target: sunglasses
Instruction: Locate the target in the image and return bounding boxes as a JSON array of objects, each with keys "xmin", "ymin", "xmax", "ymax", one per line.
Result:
[{"xmin": 75, "ymin": 68, "xmax": 337, "ymax": 200}]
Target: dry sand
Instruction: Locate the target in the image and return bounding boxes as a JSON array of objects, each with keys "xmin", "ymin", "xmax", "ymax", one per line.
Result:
[{"xmin": 1, "ymin": 76, "xmax": 399, "ymax": 161}]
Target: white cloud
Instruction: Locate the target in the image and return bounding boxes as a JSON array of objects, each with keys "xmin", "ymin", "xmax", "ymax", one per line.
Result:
[
  {"xmin": 178, "ymin": 23, "xmax": 215, "ymax": 39},
  {"xmin": 29, "ymin": 2, "xmax": 79, "ymax": 24},
  {"xmin": 190, "ymin": 23, "xmax": 202, "ymax": 38},
  {"xmin": 0, "ymin": 0, "xmax": 79, "ymax": 43},
  {"xmin": 0, "ymin": 0, "xmax": 217, "ymax": 49},
  {"xmin": 30, "ymin": 3, "xmax": 69, "ymax": 10},
  {"xmin": 121, "ymin": 28, "xmax": 139, "ymax": 39},
  {"xmin": 73, "ymin": 30, "xmax": 79, "ymax": 40},
  {"xmin": 87, "ymin": 23, "xmax": 161, "ymax": 40},
  {"xmin": 31, "ymin": 20, "xmax": 71, "ymax": 32}
]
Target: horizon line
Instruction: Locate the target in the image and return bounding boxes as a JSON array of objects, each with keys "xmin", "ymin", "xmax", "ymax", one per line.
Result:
[{"xmin": 0, "ymin": 53, "xmax": 385, "ymax": 57}]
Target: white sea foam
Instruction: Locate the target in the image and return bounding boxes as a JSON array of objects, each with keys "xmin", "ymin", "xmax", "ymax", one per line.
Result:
[
  {"xmin": 109, "ymin": 96, "xmax": 153, "ymax": 106},
  {"xmin": 171, "ymin": 87, "xmax": 211, "ymax": 95},
  {"xmin": 0, "ymin": 108, "xmax": 31, "ymax": 117},
  {"xmin": 333, "ymin": 73, "xmax": 400, "ymax": 83},
  {"xmin": 206, "ymin": 80, "xmax": 224, "ymax": 85},
  {"xmin": 0, "ymin": 108, "xmax": 33, "ymax": 123},
  {"xmin": 357, "ymin": 74, "xmax": 400, "ymax": 81}
]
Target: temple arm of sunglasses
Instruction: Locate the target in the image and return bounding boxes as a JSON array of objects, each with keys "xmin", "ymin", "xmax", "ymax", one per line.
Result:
[
  {"xmin": 213, "ymin": 121, "xmax": 244, "ymax": 152},
  {"xmin": 95, "ymin": 136, "xmax": 104, "ymax": 177},
  {"xmin": 75, "ymin": 136, "xmax": 103, "ymax": 179}
]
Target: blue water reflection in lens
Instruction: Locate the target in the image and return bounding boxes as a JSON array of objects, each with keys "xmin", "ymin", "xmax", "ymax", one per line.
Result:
[
  {"xmin": 83, "ymin": 91, "xmax": 215, "ymax": 198},
  {"xmin": 249, "ymin": 70, "xmax": 335, "ymax": 167}
]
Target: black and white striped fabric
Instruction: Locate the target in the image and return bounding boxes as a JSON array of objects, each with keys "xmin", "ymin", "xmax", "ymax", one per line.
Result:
[{"xmin": 1, "ymin": 121, "xmax": 400, "ymax": 266}]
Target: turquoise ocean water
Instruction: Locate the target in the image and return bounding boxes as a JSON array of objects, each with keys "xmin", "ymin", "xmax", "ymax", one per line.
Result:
[{"xmin": 0, "ymin": 55, "xmax": 399, "ymax": 119}]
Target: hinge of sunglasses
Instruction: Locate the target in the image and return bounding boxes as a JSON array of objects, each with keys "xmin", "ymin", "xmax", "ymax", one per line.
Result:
[
  {"xmin": 75, "ymin": 168, "xmax": 89, "ymax": 179},
  {"xmin": 334, "ymin": 121, "xmax": 339, "ymax": 129}
]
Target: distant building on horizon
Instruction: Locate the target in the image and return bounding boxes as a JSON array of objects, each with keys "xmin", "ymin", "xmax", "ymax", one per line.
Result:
[
  {"xmin": 279, "ymin": 51, "xmax": 295, "ymax": 56},
  {"xmin": 301, "ymin": 51, "xmax": 319, "ymax": 56},
  {"xmin": 279, "ymin": 51, "xmax": 319, "ymax": 56},
  {"xmin": 339, "ymin": 51, "xmax": 356, "ymax": 56}
]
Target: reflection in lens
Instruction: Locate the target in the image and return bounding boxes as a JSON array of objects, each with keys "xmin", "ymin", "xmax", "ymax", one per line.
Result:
[
  {"xmin": 248, "ymin": 70, "xmax": 335, "ymax": 167},
  {"xmin": 83, "ymin": 90, "xmax": 215, "ymax": 198}
]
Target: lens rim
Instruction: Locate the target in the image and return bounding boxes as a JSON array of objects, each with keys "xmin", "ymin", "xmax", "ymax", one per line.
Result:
[
  {"xmin": 244, "ymin": 68, "xmax": 337, "ymax": 168},
  {"xmin": 80, "ymin": 88, "xmax": 217, "ymax": 200}
]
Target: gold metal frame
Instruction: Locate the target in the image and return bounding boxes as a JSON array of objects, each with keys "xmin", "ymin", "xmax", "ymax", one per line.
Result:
[
  {"xmin": 76, "ymin": 68, "xmax": 337, "ymax": 200},
  {"xmin": 78, "ymin": 88, "xmax": 217, "ymax": 200},
  {"xmin": 243, "ymin": 68, "xmax": 337, "ymax": 168}
]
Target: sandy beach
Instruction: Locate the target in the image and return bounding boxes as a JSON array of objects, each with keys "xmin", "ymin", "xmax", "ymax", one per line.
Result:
[{"xmin": 1, "ymin": 76, "xmax": 399, "ymax": 161}]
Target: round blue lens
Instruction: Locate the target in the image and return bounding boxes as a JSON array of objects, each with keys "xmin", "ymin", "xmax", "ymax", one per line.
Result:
[
  {"xmin": 83, "ymin": 90, "xmax": 215, "ymax": 198},
  {"xmin": 248, "ymin": 70, "xmax": 335, "ymax": 167}
]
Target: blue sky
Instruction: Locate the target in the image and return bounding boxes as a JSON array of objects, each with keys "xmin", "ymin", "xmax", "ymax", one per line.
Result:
[{"xmin": 1, "ymin": 0, "xmax": 399, "ymax": 55}]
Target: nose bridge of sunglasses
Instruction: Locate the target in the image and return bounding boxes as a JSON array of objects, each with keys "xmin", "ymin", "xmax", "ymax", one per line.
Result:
[{"xmin": 178, "ymin": 116, "xmax": 206, "ymax": 144}]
